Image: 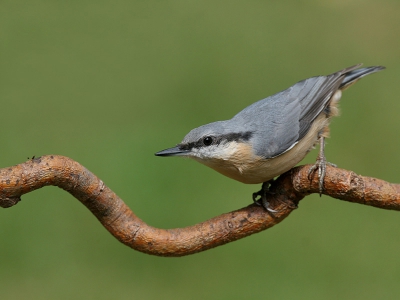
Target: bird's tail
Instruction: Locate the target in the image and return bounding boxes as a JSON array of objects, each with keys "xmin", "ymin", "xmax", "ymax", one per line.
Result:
[{"xmin": 340, "ymin": 65, "xmax": 385, "ymax": 90}]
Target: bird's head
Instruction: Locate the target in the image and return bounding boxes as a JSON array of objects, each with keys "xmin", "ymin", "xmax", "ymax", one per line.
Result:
[{"xmin": 155, "ymin": 121, "xmax": 254, "ymax": 165}]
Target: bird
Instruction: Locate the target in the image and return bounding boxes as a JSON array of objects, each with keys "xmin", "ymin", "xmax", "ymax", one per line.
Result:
[{"xmin": 155, "ymin": 64, "xmax": 385, "ymax": 211}]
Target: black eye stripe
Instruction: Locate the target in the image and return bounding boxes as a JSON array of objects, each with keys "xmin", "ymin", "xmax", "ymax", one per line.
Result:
[{"xmin": 178, "ymin": 131, "xmax": 253, "ymax": 151}]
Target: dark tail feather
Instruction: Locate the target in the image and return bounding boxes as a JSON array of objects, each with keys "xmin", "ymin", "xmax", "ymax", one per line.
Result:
[{"xmin": 340, "ymin": 65, "xmax": 385, "ymax": 90}]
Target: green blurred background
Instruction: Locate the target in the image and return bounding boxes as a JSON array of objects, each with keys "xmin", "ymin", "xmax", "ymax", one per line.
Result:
[{"xmin": 1, "ymin": 1, "xmax": 400, "ymax": 299}]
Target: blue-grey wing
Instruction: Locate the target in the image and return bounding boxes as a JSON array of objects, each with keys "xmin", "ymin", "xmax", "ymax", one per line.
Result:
[
  {"xmin": 231, "ymin": 88, "xmax": 304, "ymax": 158},
  {"xmin": 231, "ymin": 67, "xmax": 358, "ymax": 158}
]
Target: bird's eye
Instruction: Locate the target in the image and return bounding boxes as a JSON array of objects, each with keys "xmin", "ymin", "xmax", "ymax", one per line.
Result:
[{"xmin": 203, "ymin": 136, "xmax": 213, "ymax": 146}]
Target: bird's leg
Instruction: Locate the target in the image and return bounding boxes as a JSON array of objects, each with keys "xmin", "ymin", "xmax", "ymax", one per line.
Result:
[
  {"xmin": 252, "ymin": 180, "xmax": 278, "ymax": 212},
  {"xmin": 307, "ymin": 136, "xmax": 336, "ymax": 195}
]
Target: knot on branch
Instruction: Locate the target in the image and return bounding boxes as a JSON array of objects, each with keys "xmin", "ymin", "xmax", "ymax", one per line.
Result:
[{"xmin": 0, "ymin": 196, "xmax": 21, "ymax": 208}]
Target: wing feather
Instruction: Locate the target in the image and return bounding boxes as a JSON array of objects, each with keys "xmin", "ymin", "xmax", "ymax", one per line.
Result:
[{"xmin": 234, "ymin": 65, "xmax": 361, "ymax": 158}]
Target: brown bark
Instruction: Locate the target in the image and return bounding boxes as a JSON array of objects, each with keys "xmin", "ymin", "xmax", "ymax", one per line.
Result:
[{"xmin": 0, "ymin": 155, "xmax": 399, "ymax": 256}]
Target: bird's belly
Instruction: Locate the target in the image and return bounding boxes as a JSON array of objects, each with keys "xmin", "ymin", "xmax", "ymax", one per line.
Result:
[{"xmin": 210, "ymin": 143, "xmax": 315, "ymax": 184}]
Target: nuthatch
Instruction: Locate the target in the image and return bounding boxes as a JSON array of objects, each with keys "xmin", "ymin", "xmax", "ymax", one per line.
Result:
[{"xmin": 156, "ymin": 64, "xmax": 385, "ymax": 211}]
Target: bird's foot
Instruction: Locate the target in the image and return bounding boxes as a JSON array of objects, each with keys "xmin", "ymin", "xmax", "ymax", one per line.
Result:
[
  {"xmin": 308, "ymin": 156, "xmax": 336, "ymax": 195},
  {"xmin": 252, "ymin": 180, "xmax": 280, "ymax": 212}
]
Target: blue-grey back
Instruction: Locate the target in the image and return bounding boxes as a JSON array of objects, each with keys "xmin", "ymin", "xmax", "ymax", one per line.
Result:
[{"xmin": 230, "ymin": 75, "xmax": 338, "ymax": 158}]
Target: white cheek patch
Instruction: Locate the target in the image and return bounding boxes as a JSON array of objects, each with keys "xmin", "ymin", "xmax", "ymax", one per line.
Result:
[
  {"xmin": 191, "ymin": 142, "xmax": 240, "ymax": 160},
  {"xmin": 218, "ymin": 142, "xmax": 240, "ymax": 160}
]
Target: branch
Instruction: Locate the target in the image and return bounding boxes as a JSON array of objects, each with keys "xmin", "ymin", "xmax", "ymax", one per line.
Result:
[{"xmin": 0, "ymin": 155, "xmax": 399, "ymax": 256}]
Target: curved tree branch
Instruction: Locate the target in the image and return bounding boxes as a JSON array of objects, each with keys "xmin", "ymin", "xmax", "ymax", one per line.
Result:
[{"xmin": 0, "ymin": 155, "xmax": 399, "ymax": 256}]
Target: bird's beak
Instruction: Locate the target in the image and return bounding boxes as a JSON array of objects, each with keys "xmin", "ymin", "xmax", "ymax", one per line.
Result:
[{"xmin": 155, "ymin": 146, "xmax": 190, "ymax": 157}]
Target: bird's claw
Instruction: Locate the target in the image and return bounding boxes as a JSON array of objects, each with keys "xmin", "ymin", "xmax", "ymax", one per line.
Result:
[
  {"xmin": 308, "ymin": 157, "xmax": 336, "ymax": 195},
  {"xmin": 252, "ymin": 181, "xmax": 279, "ymax": 213},
  {"xmin": 307, "ymin": 136, "xmax": 337, "ymax": 195}
]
